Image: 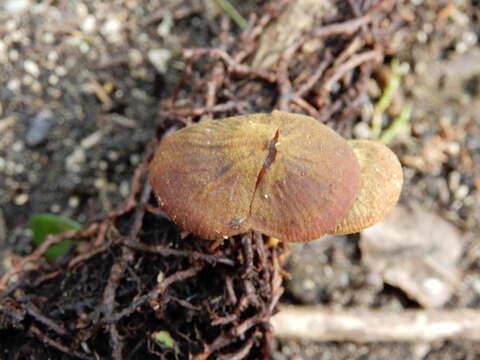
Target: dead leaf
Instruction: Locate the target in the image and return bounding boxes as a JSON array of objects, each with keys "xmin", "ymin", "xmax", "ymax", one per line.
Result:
[{"xmin": 361, "ymin": 204, "xmax": 464, "ymax": 308}]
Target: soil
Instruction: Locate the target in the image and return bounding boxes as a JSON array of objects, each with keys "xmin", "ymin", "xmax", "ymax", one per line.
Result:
[{"xmin": 0, "ymin": 0, "xmax": 479, "ymax": 359}]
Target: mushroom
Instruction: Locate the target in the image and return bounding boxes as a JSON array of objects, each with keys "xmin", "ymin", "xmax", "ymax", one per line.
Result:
[
  {"xmin": 149, "ymin": 110, "xmax": 361, "ymax": 242},
  {"xmin": 148, "ymin": 110, "xmax": 403, "ymax": 242},
  {"xmin": 328, "ymin": 140, "xmax": 403, "ymax": 235}
]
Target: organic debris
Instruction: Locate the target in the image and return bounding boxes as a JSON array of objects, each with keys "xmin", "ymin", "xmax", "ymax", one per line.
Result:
[{"xmin": 0, "ymin": 156, "xmax": 288, "ymax": 359}]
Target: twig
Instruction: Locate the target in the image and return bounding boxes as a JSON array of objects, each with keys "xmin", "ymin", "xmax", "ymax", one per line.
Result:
[
  {"xmin": 212, "ymin": 313, "xmax": 238, "ymax": 326},
  {"xmin": 202, "ymin": 62, "xmax": 226, "ymax": 121},
  {"xmin": 68, "ymin": 239, "xmax": 113, "ymax": 268},
  {"xmin": 21, "ymin": 299, "xmax": 67, "ymax": 336},
  {"xmin": 0, "ymin": 223, "xmax": 99, "ymax": 290},
  {"xmin": 171, "ymin": 101, "xmax": 247, "ymax": 118},
  {"xmin": 267, "ymin": 247, "xmax": 284, "ymax": 314},
  {"xmin": 277, "ymin": 13, "xmax": 376, "ymax": 82},
  {"xmin": 183, "ymin": 48, "xmax": 276, "ymax": 83},
  {"xmin": 277, "ymin": 14, "xmax": 376, "ymax": 110},
  {"xmin": 276, "ymin": 0, "xmax": 395, "ymax": 111},
  {"xmin": 294, "ymin": 58, "xmax": 332, "ymax": 98},
  {"xmin": 104, "ymin": 267, "xmax": 202, "ymax": 324},
  {"xmin": 122, "ymin": 239, "xmax": 235, "ymax": 266},
  {"xmin": 217, "ymin": 336, "xmax": 255, "ymax": 360},
  {"xmin": 333, "ymin": 36, "xmax": 364, "ymax": 67},
  {"xmin": 101, "ymin": 180, "xmax": 152, "ymax": 360},
  {"xmin": 319, "ymin": 49, "xmax": 382, "ymax": 94},
  {"xmin": 195, "ymin": 314, "xmax": 266, "ymax": 360},
  {"xmin": 30, "ymin": 325, "xmax": 93, "ymax": 360},
  {"xmin": 272, "ymin": 306, "xmax": 480, "ymax": 342},
  {"xmin": 291, "ymin": 97, "xmax": 321, "ymax": 118},
  {"xmin": 241, "ymin": 233, "xmax": 254, "ymax": 278},
  {"xmin": 234, "ymin": 1, "xmax": 288, "ymax": 64}
]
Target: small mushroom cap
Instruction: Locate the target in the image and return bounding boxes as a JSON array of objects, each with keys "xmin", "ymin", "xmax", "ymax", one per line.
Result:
[
  {"xmin": 149, "ymin": 110, "xmax": 361, "ymax": 242},
  {"xmin": 329, "ymin": 140, "xmax": 403, "ymax": 235}
]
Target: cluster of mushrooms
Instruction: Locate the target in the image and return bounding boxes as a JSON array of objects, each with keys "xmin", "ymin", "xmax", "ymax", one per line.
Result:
[{"xmin": 149, "ymin": 110, "xmax": 403, "ymax": 243}]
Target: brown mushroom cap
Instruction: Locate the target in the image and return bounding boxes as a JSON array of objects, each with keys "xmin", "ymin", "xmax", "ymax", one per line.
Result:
[
  {"xmin": 149, "ymin": 110, "xmax": 361, "ymax": 242},
  {"xmin": 329, "ymin": 139, "xmax": 403, "ymax": 235}
]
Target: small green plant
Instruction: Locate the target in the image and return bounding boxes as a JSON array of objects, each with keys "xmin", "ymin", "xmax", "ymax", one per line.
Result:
[
  {"xmin": 216, "ymin": 0, "xmax": 247, "ymax": 29},
  {"xmin": 30, "ymin": 214, "xmax": 82, "ymax": 261},
  {"xmin": 372, "ymin": 58, "xmax": 413, "ymax": 144},
  {"xmin": 151, "ymin": 330, "xmax": 180, "ymax": 359}
]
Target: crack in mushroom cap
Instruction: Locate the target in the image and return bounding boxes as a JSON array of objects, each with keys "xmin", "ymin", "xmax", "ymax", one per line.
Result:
[
  {"xmin": 148, "ymin": 110, "xmax": 361, "ymax": 242},
  {"xmin": 329, "ymin": 140, "xmax": 403, "ymax": 235}
]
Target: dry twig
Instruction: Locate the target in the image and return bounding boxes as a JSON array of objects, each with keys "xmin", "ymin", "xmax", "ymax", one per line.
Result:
[{"xmin": 272, "ymin": 306, "xmax": 480, "ymax": 342}]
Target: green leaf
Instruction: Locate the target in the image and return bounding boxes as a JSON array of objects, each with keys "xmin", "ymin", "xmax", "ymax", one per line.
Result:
[
  {"xmin": 151, "ymin": 330, "xmax": 176, "ymax": 348},
  {"xmin": 30, "ymin": 214, "xmax": 82, "ymax": 261},
  {"xmin": 151, "ymin": 330, "xmax": 180, "ymax": 359}
]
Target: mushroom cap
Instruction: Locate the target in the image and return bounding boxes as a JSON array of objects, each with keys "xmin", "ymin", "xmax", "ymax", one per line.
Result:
[
  {"xmin": 329, "ymin": 139, "xmax": 403, "ymax": 235},
  {"xmin": 149, "ymin": 110, "xmax": 361, "ymax": 242}
]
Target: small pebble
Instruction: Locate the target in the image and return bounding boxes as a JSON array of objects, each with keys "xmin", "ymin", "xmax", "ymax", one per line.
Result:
[
  {"xmin": 12, "ymin": 141, "xmax": 24, "ymax": 152},
  {"xmin": 463, "ymin": 31, "xmax": 478, "ymax": 46},
  {"xmin": 447, "ymin": 142, "xmax": 460, "ymax": 155},
  {"xmin": 422, "ymin": 277, "xmax": 444, "ymax": 296},
  {"xmin": 94, "ymin": 178, "xmax": 107, "ymax": 189},
  {"xmin": 42, "ymin": 32, "xmax": 55, "ymax": 44},
  {"xmin": 98, "ymin": 160, "xmax": 108, "ymax": 170},
  {"xmin": 416, "ymin": 31, "xmax": 428, "ymax": 43},
  {"xmin": 157, "ymin": 12, "xmax": 173, "ymax": 38},
  {"xmin": 455, "ymin": 41, "xmax": 468, "ymax": 54},
  {"xmin": 3, "ymin": 0, "xmax": 31, "ymax": 13},
  {"xmin": 353, "ymin": 122, "xmax": 372, "ymax": 139},
  {"xmin": 82, "ymin": 15, "xmax": 96, "ymax": 33},
  {"xmin": 14, "ymin": 193, "xmax": 29, "ymax": 205},
  {"xmin": 107, "ymin": 151, "xmax": 119, "ymax": 161},
  {"xmin": 129, "ymin": 154, "xmax": 140, "ymax": 165},
  {"xmin": 101, "ymin": 17, "xmax": 123, "ymax": 43},
  {"xmin": 422, "ymin": 23, "xmax": 433, "ymax": 33},
  {"xmin": 148, "ymin": 48, "xmax": 172, "ymax": 74},
  {"xmin": 55, "ymin": 66, "xmax": 67, "ymax": 77},
  {"xmin": 7, "ymin": 79, "xmax": 21, "ymax": 92},
  {"xmin": 65, "ymin": 149, "xmax": 86, "ymax": 172},
  {"xmin": 455, "ymin": 185, "xmax": 469, "ymax": 200},
  {"xmin": 24, "ymin": 59, "xmax": 40, "ymax": 77},
  {"xmin": 31, "ymin": 81, "xmax": 41, "ymax": 93},
  {"xmin": 119, "ymin": 181, "xmax": 130, "ymax": 198},
  {"xmin": 48, "ymin": 74, "xmax": 59, "ymax": 85},
  {"xmin": 68, "ymin": 196, "xmax": 80, "ymax": 208},
  {"xmin": 22, "ymin": 74, "xmax": 34, "ymax": 86},
  {"xmin": 448, "ymin": 171, "xmax": 461, "ymax": 191},
  {"xmin": 128, "ymin": 49, "xmax": 143, "ymax": 66},
  {"xmin": 26, "ymin": 110, "xmax": 53, "ymax": 147},
  {"xmin": 80, "ymin": 131, "xmax": 103, "ymax": 149}
]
